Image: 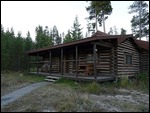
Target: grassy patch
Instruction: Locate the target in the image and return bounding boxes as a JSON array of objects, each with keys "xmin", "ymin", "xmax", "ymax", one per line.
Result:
[
  {"xmin": 21, "ymin": 73, "xmax": 45, "ymax": 83},
  {"xmin": 1, "ymin": 84, "xmax": 104, "ymax": 112},
  {"xmin": 80, "ymin": 82, "xmax": 101, "ymax": 94},
  {"xmin": 55, "ymin": 72, "xmax": 149, "ymax": 94},
  {"xmin": 115, "ymin": 72, "xmax": 149, "ymax": 93},
  {"xmin": 1, "ymin": 72, "xmax": 45, "ymax": 96},
  {"xmin": 55, "ymin": 77, "xmax": 78, "ymax": 88},
  {"xmin": 133, "ymin": 72, "xmax": 149, "ymax": 93},
  {"xmin": 1, "ymin": 75, "xmax": 149, "ymax": 112}
]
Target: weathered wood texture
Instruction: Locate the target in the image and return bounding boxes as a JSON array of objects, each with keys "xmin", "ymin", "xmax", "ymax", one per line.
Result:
[
  {"xmin": 110, "ymin": 47, "xmax": 117, "ymax": 77},
  {"xmin": 51, "ymin": 56, "xmax": 59, "ymax": 73},
  {"xmin": 139, "ymin": 51, "xmax": 149, "ymax": 72},
  {"xmin": 63, "ymin": 54, "xmax": 74, "ymax": 74},
  {"xmin": 68, "ymin": 48, "xmax": 112, "ymax": 77},
  {"xmin": 97, "ymin": 50, "xmax": 111, "ymax": 76},
  {"xmin": 117, "ymin": 39, "xmax": 139, "ymax": 77}
]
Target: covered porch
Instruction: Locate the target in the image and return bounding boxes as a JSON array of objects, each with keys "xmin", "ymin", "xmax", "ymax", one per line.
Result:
[
  {"xmin": 27, "ymin": 39, "xmax": 117, "ymax": 82},
  {"xmin": 29, "ymin": 72, "xmax": 115, "ymax": 82}
]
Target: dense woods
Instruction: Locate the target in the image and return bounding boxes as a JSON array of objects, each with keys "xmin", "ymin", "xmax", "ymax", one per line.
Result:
[
  {"xmin": 1, "ymin": 25, "xmax": 34, "ymax": 71},
  {"xmin": 1, "ymin": 1, "xmax": 149, "ymax": 72},
  {"xmin": 1, "ymin": 16, "xmax": 84, "ymax": 72}
]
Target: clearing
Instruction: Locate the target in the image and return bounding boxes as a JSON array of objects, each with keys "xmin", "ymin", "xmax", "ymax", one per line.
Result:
[{"xmin": 1, "ymin": 72, "xmax": 149, "ymax": 112}]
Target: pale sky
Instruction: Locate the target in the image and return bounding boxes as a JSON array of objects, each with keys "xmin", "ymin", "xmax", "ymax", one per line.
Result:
[{"xmin": 1, "ymin": 1, "xmax": 149, "ymax": 41}]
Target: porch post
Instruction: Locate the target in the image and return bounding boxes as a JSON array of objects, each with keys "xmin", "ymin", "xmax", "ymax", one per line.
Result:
[
  {"xmin": 49, "ymin": 50, "xmax": 51, "ymax": 75},
  {"xmin": 61, "ymin": 48, "xmax": 63, "ymax": 76},
  {"xmin": 93, "ymin": 43, "xmax": 97, "ymax": 81},
  {"xmin": 76, "ymin": 46, "xmax": 78, "ymax": 77},
  {"xmin": 37, "ymin": 53, "xmax": 39, "ymax": 74}
]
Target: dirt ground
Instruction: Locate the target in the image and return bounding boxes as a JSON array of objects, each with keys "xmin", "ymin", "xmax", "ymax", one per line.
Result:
[{"xmin": 1, "ymin": 83, "xmax": 149, "ymax": 112}]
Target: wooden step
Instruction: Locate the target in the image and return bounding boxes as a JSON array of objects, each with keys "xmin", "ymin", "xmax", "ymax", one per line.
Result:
[
  {"xmin": 45, "ymin": 76, "xmax": 60, "ymax": 82},
  {"xmin": 46, "ymin": 76, "xmax": 60, "ymax": 79},
  {"xmin": 45, "ymin": 79, "xmax": 56, "ymax": 82}
]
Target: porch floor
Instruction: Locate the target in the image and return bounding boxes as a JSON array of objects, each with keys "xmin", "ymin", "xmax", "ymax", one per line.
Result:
[{"xmin": 29, "ymin": 72, "xmax": 115, "ymax": 82}]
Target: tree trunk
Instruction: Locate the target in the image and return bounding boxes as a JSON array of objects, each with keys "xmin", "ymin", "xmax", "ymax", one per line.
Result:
[
  {"xmin": 103, "ymin": 14, "xmax": 106, "ymax": 33},
  {"xmin": 139, "ymin": 2, "xmax": 142, "ymax": 40},
  {"xmin": 96, "ymin": 15, "xmax": 98, "ymax": 31}
]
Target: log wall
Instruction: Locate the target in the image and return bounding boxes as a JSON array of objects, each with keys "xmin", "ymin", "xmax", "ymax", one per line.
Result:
[
  {"xmin": 139, "ymin": 51, "xmax": 149, "ymax": 72},
  {"xmin": 63, "ymin": 54, "xmax": 74, "ymax": 74},
  {"xmin": 97, "ymin": 50, "xmax": 111, "ymax": 76},
  {"xmin": 51, "ymin": 56, "xmax": 59, "ymax": 73},
  {"xmin": 117, "ymin": 39, "xmax": 139, "ymax": 77}
]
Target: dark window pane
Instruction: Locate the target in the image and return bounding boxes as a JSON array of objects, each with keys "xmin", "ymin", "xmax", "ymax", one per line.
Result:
[{"xmin": 125, "ymin": 54, "xmax": 132, "ymax": 64}]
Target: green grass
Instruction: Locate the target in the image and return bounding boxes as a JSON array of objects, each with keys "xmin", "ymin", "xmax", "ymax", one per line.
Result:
[
  {"xmin": 55, "ymin": 77, "xmax": 78, "ymax": 88},
  {"xmin": 133, "ymin": 72, "xmax": 149, "ymax": 93},
  {"xmin": 80, "ymin": 82, "xmax": 101, "ymax": 94},
  {"xmin": 30, "ymin": 68, "xmax": 38, "ymax": 72},
  {"xmin": 22, "ymin": 73, "xmax": 45, "ymax": 83},
  {"xmin": 1, "ymin": 72, "xmax": 149, "ymax": 112},
  {"xmin": 55, "ymin": 72, "xmax": 149, "ymax": 95},
  {"xmin": 1, "ymin": 71, "xmax": 46, "ymax": 96}
]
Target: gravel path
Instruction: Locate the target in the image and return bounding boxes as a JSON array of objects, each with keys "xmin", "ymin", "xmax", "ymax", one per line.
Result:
[{"xmin": 1, "ymin": 82, "xmax": 50, "ymax": 107}]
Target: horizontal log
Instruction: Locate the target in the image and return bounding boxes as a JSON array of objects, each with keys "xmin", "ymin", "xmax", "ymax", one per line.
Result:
[
  {"xmin": 120, "ymin": 40, "xmax": 134, "ymax": 45},
  {"xmin": 118, "ymin": 72, "xmax": 138, "ymax": 75},
  {"xmin": 120, "ymin": 43, "xmax": 135, "ymax": 49},
  {"xmin": 120, "ymin": 41, "xmax": 136, "ymax": 47},
  {"xmin": 117, "ymin": 70, "xmax": 139, "ymax": 72},
  {"xmin": 97, "ymin": 69, "xmax": 110, "ymax": 71},
  {"xmin": 117, "ymin": 54, "xmax": 124, "ymax": 58},
  {"xmin": 100, "ymin": 53, "xmax": 110, "ymax": 56},
  {"xmin": 117, "ymin": 45, "xmax": 137, "ymax": 52},
  {"xmin": 118, "ymin": 47, "xmax": 137, "ymax": 53},
  {"xmin": 100, "ymin": 55, "xmax": 110, "ymax": 58},
  {"xmin": 117, "ymin": 65, "xmax": 139, "ymax": 68},
  {"xmin": 118, "ymin": 67, "xmax": 139, "ymax": 71},
  {"xmin": 97, "ymin": 65, "xmax": 110, "ymax": 68},
  {"xmin": 99, "ymin": 62, "xmax": 110, "ymax": 65},
  {"xmin": 117, "ymin": 75, "xmax": 136, "ymax": 77}
]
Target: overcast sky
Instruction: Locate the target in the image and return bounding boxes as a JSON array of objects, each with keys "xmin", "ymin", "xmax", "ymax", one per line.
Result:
[{"xmin": 1, "ymin": 1, "xmax": 149, "ymax": 41}]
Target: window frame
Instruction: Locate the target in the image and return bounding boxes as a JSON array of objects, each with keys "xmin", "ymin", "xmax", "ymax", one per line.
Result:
[{"xmin": 124, "ymin": 52, "xmax": 133, "ymax": 66}]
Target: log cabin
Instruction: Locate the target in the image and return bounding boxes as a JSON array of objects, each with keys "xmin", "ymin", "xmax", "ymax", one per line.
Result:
[{"xmin": 27, "ymin": 31, "xmax": 149, "ymax": 82}]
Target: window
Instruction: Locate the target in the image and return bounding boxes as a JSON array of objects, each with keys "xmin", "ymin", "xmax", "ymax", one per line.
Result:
[{"xmin": 124, "ymin": 53, "xmax": 132, "ymax": 65}]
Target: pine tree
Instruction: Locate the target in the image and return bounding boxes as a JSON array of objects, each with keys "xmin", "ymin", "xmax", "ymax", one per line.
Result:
[
  {"xmin": 71, "ymin": 16, "xmax": 83, "ymax": 41},
  {"xmin": 1, "ymin": 24, "xmax": 36, "ymax": 71},
  {"xmin": 35, "ymin": 25, "xmax": 44, "ymax": 48},
  {"xmin": 129, "ymin": 1, "xmax": 149, "ymax": 40},
  {"xmin": 35, "ymin": 25, "xmax": 52, "ymax": 48},
  {"xmin": 15, "ymin": 32, "xmax": 24, "ymax": 71},
  {"xmin": 25, "ymin": 31, "xmax": 33, "ymax": 50},
  {"xmin": 63, "ymin": 29, "xmax": 73, "ymax": 43},
  {"xmin": 44, "ymin": 26, "xmax": 53, "ymax": 46},
  {"xmin": 108, "ymin": 27, "xmax": 113, "ymax": 35},
  {"xmin": 1, "ymin": 24, "xmax": 7, "ymax": 70},
  {"xmin": 52, "ymin": 25, "xmax": 61, "ymax": 45},
  {"xmin": 86, "ymin": 1, "xmax": 112, "ymax": 32},
  {"xmin": 120, "ymin": 28, "xmax": 127, "ymax": 35}
]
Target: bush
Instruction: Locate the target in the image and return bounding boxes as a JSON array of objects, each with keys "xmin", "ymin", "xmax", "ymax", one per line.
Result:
[
  {"xmin": 84, "ymin": 82, "xmax": 101, "ymax": 94},
  {"xmin": 136, "ymin": 72, "xmax": 149, "ymax": 81},
  {"xmin": 119, "ymin": 76, "xmax": 129, "ymax": 87},
  {"xmin": 134, "ymin": 72, "xmax": 149, "ymax": 93}
]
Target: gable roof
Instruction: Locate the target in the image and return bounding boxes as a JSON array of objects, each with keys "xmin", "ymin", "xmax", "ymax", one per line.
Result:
[
  {"xmin": 135, "ymin": 40, "xmax": 149, "ymax": 50},
  {"xmin": 26, "ymin": 31, "xmax": 136, "ymax": 54}
]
